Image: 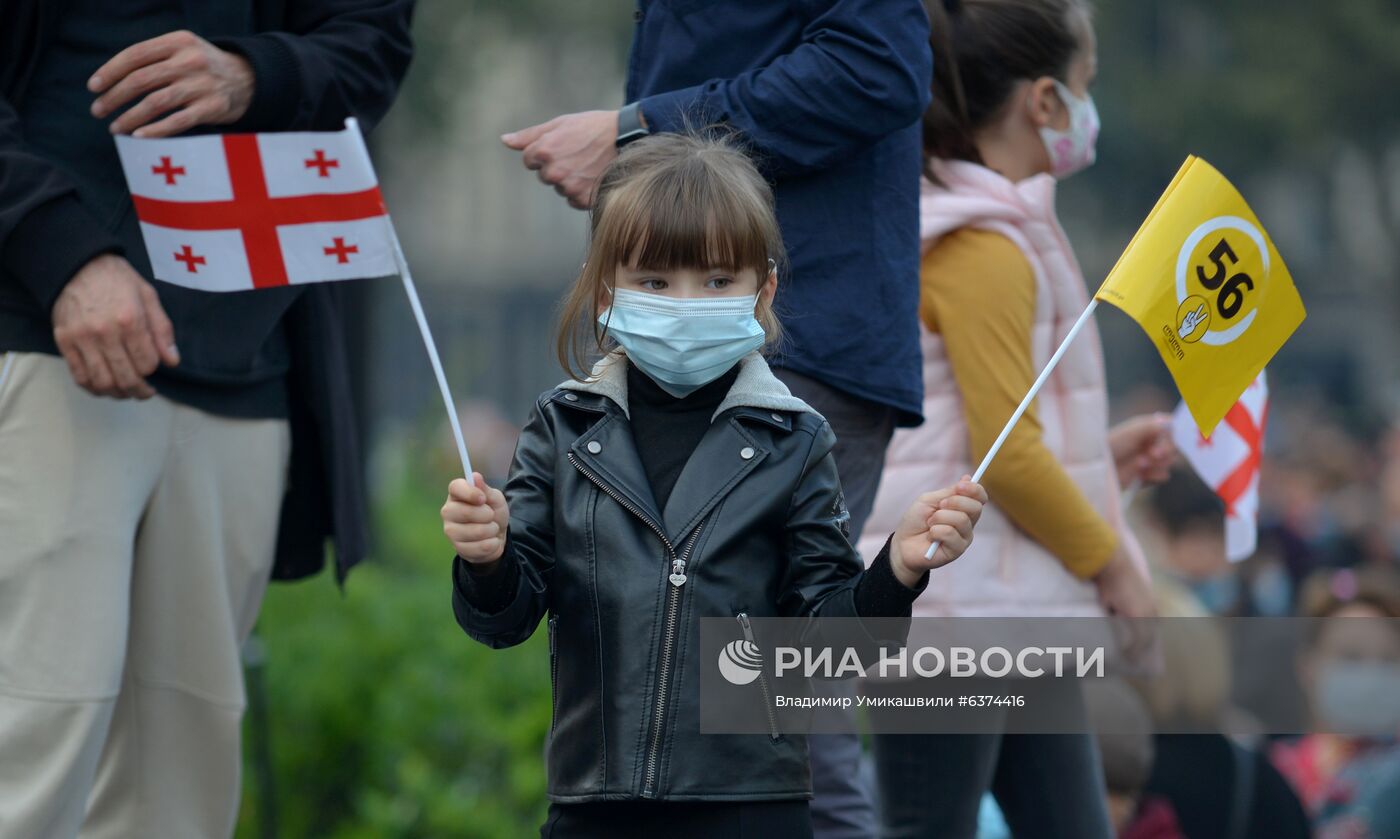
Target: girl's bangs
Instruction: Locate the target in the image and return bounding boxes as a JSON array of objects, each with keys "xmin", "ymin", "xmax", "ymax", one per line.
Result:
[{"xmin": 599, "ymin": 174, "xmax": 772, "ymax": 275}]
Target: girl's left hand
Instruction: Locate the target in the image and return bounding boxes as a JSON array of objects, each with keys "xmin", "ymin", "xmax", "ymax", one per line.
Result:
[
  {"xmin": 1108, "ymin": 413, "xmax": 1175, "ymax": 489},
  {"xmin": 889, "ymin": 477, "xmax": 988, "ymax": 588}
]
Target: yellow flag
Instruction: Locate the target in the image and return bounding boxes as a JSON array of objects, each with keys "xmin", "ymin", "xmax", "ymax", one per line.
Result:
[{"xmin": 1095, "ymin": 156, "xmax": 1305, "ymax": 433}]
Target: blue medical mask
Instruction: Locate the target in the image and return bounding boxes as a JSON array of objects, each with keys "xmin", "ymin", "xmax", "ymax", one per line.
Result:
[
  {"xmin": 1249, "ymin": 563, "xmax": 1294, "ymax": 617},
  {"xmin": 1316, "ymin": 660, "xmax": 1400, "ymax": 735},
  {"xmin": 599, "ymin": 289, "xmax": 766, "ymax": 398},
  {"xmin": 1188, "ymin": 573, "xmax": 1241, "ymax": 615}
]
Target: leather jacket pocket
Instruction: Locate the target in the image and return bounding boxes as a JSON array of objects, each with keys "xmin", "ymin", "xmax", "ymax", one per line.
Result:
[
  {"xmin": 736, "ymin": 611, "xmax": 782, "ymax": 741},
  {"xmin": 548, "ymin": 615, "xmax": 560, "ymax": 734}
]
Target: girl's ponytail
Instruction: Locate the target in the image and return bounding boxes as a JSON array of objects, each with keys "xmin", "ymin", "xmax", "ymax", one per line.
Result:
[
  {"xmin": 923, "ymin": 0, "xmax": 980, "ymax": 173},
  {"xmin": 921, "ymin": 0, "xmax": 1088, "ymax": 177}
]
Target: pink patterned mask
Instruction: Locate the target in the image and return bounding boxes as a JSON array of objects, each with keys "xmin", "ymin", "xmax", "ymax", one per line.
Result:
[{"xmin": 1038, "ymin": 80, "xmax": 1100, "ymax": 179}]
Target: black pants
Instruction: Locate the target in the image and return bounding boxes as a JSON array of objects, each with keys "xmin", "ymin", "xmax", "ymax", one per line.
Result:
[
  {"xmin": 870, "ymin": 679, "xmax": 1114, "ymax": 839},
  {"xmin": 773, "ymin": 367, "xmax": 897, "ymax": 839},
  {"xmin": 541, "ymin": 800, "xmax": 814, "ymax": 838}
]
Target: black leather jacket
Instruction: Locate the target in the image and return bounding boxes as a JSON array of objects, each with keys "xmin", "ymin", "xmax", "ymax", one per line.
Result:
[{"xmin": 452, "ymin": 353, "xmax": 902, "ymax": 802}]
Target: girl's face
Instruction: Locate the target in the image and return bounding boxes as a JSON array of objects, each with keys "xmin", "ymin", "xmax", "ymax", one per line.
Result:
[{"xmin": 608, "ymin": 263, "xmax": 778, "ymax": 307}]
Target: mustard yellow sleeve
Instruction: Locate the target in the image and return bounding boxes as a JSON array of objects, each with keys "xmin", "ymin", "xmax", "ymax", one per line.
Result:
[{"xmin": 922, "ymin": 229, "xmax": 1116, "ymax": 579}]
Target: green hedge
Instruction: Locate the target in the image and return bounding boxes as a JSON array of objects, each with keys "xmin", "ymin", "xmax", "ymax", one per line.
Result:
[{"xmin": 236, "ymin": 460, "xmax": 551, "ymax": 839}]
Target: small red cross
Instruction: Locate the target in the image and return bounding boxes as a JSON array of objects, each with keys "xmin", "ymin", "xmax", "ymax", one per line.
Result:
[
  {"xmin": 323, "ymin": 237, "xmax": 358, "ymax": 263},
  {"xmin": 174, "ymin": 245, "xmax": 206, "ymax": 273},
  {"xmin": 151, "ymin": 156, "xmax": 186, "ymax": 185},
  {"xmin": 305, "ymin": 149, "xmax": 339, "ymax": 178}
]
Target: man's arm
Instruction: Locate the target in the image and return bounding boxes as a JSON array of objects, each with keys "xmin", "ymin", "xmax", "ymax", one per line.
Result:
[
  {"xmin": 504, "ymin": 0, "xmax": 931, "ymax": 206},
  {"xmin": 0, "ymin": 97, "xmax": 122, "ymax": 312},
  {"xmin": 0, "ymin": 97, "xmax": 177, "ymax": 399},
  {"xmin": 87, "ymin": 0, "xmax": 415, "ymax": 138},
  {"xmin": 215, "ymin": 0, "xmax": 416, "ymax": 133},
  {"xmin": 639, "ymin": 0, "xmax": 933, "ymax": 177}
]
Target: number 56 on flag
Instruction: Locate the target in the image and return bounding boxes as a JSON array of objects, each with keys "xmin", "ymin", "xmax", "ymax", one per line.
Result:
[{"xmin": 1095, "ymin": 156, "xmax": 1306, "ymax": 433}]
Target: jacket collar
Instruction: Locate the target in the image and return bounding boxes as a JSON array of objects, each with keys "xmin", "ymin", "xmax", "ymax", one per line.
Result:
[
  {"xmin": 556, "ymin": 350, "xmax": 815, "ymax": 422},
  {"xmin": 555, "ymin": 351, "xmax": 814, "ymax": 545}
]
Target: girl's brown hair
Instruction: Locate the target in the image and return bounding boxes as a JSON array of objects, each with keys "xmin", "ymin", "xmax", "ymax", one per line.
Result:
[
  {"xmin": 554, "ymin": 131, "xmax": 785, "ymax": 378},
  {"xmin": 923, "ymin": 0, "xmax": 1089, "ymax": 170}
]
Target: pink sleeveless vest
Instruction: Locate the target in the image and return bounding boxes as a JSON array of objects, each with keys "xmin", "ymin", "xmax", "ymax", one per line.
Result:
[{"xmin": 856, "ymin": 160, "xmax": 1146, "ymax": 617}]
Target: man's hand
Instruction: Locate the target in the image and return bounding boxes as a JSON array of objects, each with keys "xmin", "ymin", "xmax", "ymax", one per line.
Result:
[
  {"xmin": 443, "ymin": 473, "xmax": 511, "ymax": 565},
  {"xmin": 52, "ymin": 255, "xmax": 180, "ymax": 399},
  {"xmin": 1109, "ymin": 413, "xmax": 1175, "ymax": 489},
  {"xmin": 502, "ymin": 111, "xmax": 619, "ymax": 210},
  {"xmin": 89, "ymin": 30, "xmax": 254, "ymax": 138},
  {"xmin": 889, "ymin": 477, "xmax": 987, "ymax": 588}
]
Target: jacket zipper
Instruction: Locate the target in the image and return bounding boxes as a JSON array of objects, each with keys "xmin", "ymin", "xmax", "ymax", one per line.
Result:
[
  {"xmin": 737, "ymin": 612, "xmax": 782, "ymax": 741},
  {"xmin": 567, "ymin": 451, "xmax": 705, "ymax": 797},
  {"xmin": 547, "ymin": 615, "xmax": 560, "ymax": 734}
]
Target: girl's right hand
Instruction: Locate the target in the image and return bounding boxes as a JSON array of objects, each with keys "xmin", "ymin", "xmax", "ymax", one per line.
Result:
[{"xmin": 442, "ymin": 472, "xmax": 510, "ymax": 564}]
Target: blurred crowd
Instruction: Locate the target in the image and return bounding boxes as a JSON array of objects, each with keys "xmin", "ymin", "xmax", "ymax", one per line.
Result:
[{"xmin": 1070, "ymin": 400, "xmax": 1400, "ymax": 839}]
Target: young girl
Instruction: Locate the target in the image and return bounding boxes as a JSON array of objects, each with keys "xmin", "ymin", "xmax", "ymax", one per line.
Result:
[
  {"xmin": 855, "ymin": 0, "xmax": 1172, "ymax": 836},
  {"xmin": 440, "ymin": 132, "xmax": 987, "ymax": 839}
]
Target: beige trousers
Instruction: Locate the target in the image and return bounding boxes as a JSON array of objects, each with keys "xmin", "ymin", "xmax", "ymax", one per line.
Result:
[{"xmin": 0, "ymin": 352, "xmax": 291, "ymax": 839}]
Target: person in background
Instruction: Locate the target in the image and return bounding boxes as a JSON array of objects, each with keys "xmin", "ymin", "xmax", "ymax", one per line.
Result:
[
  {"xmin": 1273, "ymin": 565, "xmax": 1400, "ymax": 833},
  {"xmin": 498, "ymin": 3, "xmax": 935, "ymax": 835},
  {"xmin": 1083, "ymin": 678, "xmax": 1185, "ymax": 839},
  {"xmin": 1133, "ymin": 583, "xmax": 1311, "ymax": 839},
  {"xmin": 0, "ymin": 2, "xmax": 413, "ymax": 836},
  {"xmin": 856, "ymin": 0, "xmax": 1170, "ymax": 835},
  {"xmin": 1142, "ymin": 467, "xmax": 1298, "ymax": 617}
]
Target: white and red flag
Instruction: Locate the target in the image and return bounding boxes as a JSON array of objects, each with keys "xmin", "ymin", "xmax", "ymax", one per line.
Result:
[
  {"xmin": 115, "ymin": 123, "xmax": 396, "ymax": 291},
  {"xmin": 113, "ymin": 120, "xmax": 473, "ymax": 477},
  {"xmin": 1171, "ymin": 372, "xmax": 1269, "ymax": 561}
]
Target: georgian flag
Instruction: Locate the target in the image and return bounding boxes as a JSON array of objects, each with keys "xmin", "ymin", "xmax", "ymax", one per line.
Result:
[
  {"xmin": 115, "ymin": 123, "xmax": 397, "ymax": 291},
  {"xmin": 1171, "ymin": 372, "xmax": 1269, "ymax": 561}
]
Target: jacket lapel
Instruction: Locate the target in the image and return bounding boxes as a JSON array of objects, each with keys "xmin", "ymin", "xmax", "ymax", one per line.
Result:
[
  {"xmin": 660, "ymin": 415, "xmax": 766, "ymax": 544},
  {"xmin": 557, "ymin": 350, "xmax": 814, "ymax": 545},
  {"xmin": 568, "ymin": 410, "xmax": 667, "ymax": 536}
]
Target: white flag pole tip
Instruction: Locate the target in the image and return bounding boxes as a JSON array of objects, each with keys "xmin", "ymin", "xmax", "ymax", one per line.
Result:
[
  {"xmin": 344, "ymin": 120, "xmax": 474, "ymax": 479},
  {"xmin": 924, "ymin": 298, "xmax": 1100, "ymax": 560}
]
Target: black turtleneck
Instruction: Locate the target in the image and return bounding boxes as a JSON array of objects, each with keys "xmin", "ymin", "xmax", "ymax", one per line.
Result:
[{"xmin": 626, "ymin": 362, "xmax": 741, "ymax": 510}]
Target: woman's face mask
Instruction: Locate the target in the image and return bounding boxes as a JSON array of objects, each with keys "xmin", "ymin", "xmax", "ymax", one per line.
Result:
[
  {"xmin": 1039, "ymin": 79, "xmax": 1100, "ymax": 179},
  {"xmin": 599, "ymin": 288, "xmax": 766, "ymax": 397},
  {"xmin": 1315, "ymin": 659, "xmax": 1400, "ymax": 735},
  {"xmin": 1188, "ymin": 572, "xmax": 1241, "ymax": 615}
]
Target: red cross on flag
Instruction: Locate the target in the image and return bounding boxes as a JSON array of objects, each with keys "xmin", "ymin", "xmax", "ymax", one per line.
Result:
[
  {"xmin": 112, "ymin": 119, "xmax": 475, "ymax": 479},
  {"xmin": 115, "ymin": 123, "xmax": 397, "ymax": 291},
  {"xmin": 1171, "ymin": 371, "xmax": 1269, "ymax": 561}
]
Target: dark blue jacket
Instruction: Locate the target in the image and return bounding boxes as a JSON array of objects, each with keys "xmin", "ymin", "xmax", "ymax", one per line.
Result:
[{"xmin": 628, "ymin": 0, "xmax": 932, "ymax": 425}]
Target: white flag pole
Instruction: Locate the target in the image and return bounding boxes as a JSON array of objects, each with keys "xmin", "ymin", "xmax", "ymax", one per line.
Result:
[
  {"xmin": 345, "ymin": 119, "xmax": 473, "ymax": 479},
  {"xmin": 925, "ymin": 297, "xmax": 1100, "ymax": 560}
]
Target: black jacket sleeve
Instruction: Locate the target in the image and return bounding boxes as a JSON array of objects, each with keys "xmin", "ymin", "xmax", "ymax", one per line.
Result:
[
  {"xmin": 781, "ymin": 419, "xmax": 922, "ymax": 660},
  {"xmin": 0, "ymin": 97, "xmax": 124, "ymax": 312},
  {"xmin": 451, "ymin": 397, "xmax": 556, "ymax": 649},
  {"xmin": 216, "ymin": 0, "xmax": 415, "ymax": 133}
]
